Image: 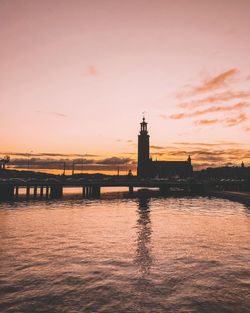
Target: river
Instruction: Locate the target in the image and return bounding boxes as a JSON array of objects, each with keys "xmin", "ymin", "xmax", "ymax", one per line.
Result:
[{"xmin": 0, "ymin": 193, "xmax": 250, "ymax": 312}]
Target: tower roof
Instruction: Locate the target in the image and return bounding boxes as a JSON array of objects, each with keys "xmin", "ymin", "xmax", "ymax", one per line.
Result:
[{"xmin": 140, "ymin": 116, "xmax": 148, "ymax": 134}]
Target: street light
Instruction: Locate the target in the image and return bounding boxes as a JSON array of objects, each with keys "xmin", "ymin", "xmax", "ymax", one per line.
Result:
[{"xmin": 81, "ymin": 154, "xmax": 85, "ymax": 174}]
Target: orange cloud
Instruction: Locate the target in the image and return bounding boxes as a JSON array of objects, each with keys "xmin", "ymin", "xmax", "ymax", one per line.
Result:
[
  {"xmin": 225, "ymin": 113, "xmax": 247, "ymax": 127},
  {"xmin": 151, "ymin": 146, "xmax": 250, "ymax": 169},
  {"xmin": 177, "ymin": 68, "xmax": 238, "ymax": 98},
  {"xmin": 5, "ymin": 145, "xmax": 250, "ymax": 172},
  {"xmin": 195, "ymin": 119, "xmax": 219, "ymax": 125},
  {"xmin": 178, "ymin": 91, "xmax": 250, "ymax": 109},
  {"xmin": 173, "ymin": 142, "xmax": 244, "ymax": 147},
  {"xmin": 193, "ymin": 68, "xmax": 238, "ymax": 93},
  {"xmin": 170, "ymin": 102, "xmax": 250, "ymax": 119},
  {"xmin": 194, "ymin": 113, "xmax": 247, "ymax": 127},
  {"xmin": 86, "ymin": 65, "xmax": 98, "ymax": 76}
]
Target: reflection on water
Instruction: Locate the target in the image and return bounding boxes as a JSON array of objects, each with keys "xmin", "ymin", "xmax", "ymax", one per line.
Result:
[
  {"xmin": 135, "ymin": 196, "xmax": 153, "ymax": 276},
  {"xmin": 0, "ymin": 196, "xmax": 250, "ymax": 313}
]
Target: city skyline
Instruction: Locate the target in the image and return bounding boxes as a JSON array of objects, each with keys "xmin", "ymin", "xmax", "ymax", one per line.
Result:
[
  {"xmin": 1, "ymin": 0, "xmax": 250, "ymax": 173},
  {"xmin": 2, "ymin": 116, "xmax": 249, "ymax": 174}
]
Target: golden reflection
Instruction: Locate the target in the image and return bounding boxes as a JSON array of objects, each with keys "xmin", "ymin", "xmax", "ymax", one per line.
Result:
[{"xmin": 134, "ymin": 195, "xmax": 153, "ymax": 276}]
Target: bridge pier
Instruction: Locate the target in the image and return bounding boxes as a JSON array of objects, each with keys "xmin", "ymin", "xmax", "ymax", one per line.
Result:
[
  {"xmin": 83, "ymin": 185, "xmax": 101, "ymax": 198},
  {"xmin": 26, "ymin": 186, "xmax": 30, "ymax": 200},
  {"xmin": 92, "ymin": 185, "xmax": 101, "ymax": 198},
  {"xmin": 34, "ymin": 186, "xmax": 37, "ymax": 199},
  {"xmin": 85, "ymin": 186, "xmax": 90, "ymax": 198},
  {"xmin": 40, "ymin": 186, "xmax": 44, "ymax": 199},
  {"xmin": 50, "ymin": 185, "xmax": 63, "ymax": 199},
  {"xmin": 45, "ymin": 186, "xmax": 50, "ymax": 199},
  {"xmin": 15, "ymin": 186, "xmax": 19, "ymax": 200},
  {"xmin": 129, "ymin": 186, "xmax": 134, "ymax": 194},
  {"xmin": 0, "ymin": 185, "xmax": 14, "ymax": 201}
]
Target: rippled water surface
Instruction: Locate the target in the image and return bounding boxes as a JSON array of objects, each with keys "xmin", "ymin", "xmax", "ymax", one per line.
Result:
[{"xmin": 0, "ymin": 195, "xmax": 250, "ymax": 313}]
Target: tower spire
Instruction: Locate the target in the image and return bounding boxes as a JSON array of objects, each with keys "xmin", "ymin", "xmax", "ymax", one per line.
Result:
[{"xmin": 140, "ymin": 114, "xmax": 148, "ymax": 133}]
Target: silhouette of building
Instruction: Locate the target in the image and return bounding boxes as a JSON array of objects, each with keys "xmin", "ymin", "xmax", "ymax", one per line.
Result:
[{"xmin": 137, "ymin": 117, "xmax": 193, "ymax": 178}]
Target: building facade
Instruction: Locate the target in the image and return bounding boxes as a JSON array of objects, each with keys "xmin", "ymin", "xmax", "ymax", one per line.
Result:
[{"xmin": 137, "ymin": 117, "xmax": 193, "ymax": 178}]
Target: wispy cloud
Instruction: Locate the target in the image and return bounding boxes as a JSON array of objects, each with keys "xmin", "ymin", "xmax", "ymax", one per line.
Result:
[
  {"xmin": 177, "ymin": 68, "xmax": 238, "ymax": 98},
  {"xmin": 86, "ymin": 65, "xmax": 98, "ymax": 77},
  {"xmin": 96, "ymin": 157, "xmax": 135, "ymax": 165},
  {"xmin": 194, "ymin": 119, "xmax": 219, "ymax": 126},
  {"xmin": 4, "ymin": 147, "xmax": 249, "ymax": 171},
  {"xmin": 35, "ymin": 110, "xmax": 68, "ymax": 118},
  {"xmin": 8, "ymin": 156, "xmax": 136, "ymax": 171},
  {"xmin": 0, "ymin": 152, "xmax": 99, "ymax": 158},
  {"xmin": 150, "ymin": 145, "xmax": 167, "ymax": 150},
  {"xmin": 159, "ymin": 114, "xmax": 168, "ymax": 119},
  {"xmin": 194, "ymin": 113, "xmax": 247, "ymax": 127},
  {"xmin": 166, "ymin": 68, "xmax": 250, "ymax": 129},
  {"xmin": 225, "ymin": 113, "xmax": 247, "ymax": 127},
  {"xmin": 173, "ymin": 142, "xmax": 243, "ymax": 147},
  {"xmin": 178, "ymin": 91, "xmax": 250, "ymax": 109},
  {"xmin": 170, "ymin": 102, "xmax": 250, "ymax": 119},
  {"xmin": 52, "ymin": 112, "xmax": 68, "ymax": 117}
]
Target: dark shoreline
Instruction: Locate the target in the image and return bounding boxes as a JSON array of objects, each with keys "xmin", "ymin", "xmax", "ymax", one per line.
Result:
[{"xmin": 207, "ymin": 191, "xmax": 250, "ymax": 206}]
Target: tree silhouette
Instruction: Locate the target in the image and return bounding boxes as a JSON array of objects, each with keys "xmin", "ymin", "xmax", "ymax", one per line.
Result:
[{"xmin": 0, "ymin": 155, "xmax": 10, "ymax": 170}]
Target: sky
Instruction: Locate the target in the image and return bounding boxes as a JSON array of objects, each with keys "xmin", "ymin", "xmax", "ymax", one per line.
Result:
[{"xmin": 1, "ymin": 0, "xmax": 250, "ymax": 173}]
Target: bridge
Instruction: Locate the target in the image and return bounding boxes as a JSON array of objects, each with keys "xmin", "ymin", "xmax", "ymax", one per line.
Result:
[{"xmin": 0, "ymin": 177, "xmax": 205, "ymax": 201}]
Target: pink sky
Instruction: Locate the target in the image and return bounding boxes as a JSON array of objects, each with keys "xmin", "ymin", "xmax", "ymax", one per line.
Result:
[{"xmin": 1, "ymin": 0, "xmax": 250, "ymax": 172}]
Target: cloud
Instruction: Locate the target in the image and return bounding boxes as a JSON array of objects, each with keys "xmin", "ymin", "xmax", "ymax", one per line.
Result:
[
  {"xmin": 150, "ymin": 146, "xmax": 250, "ymax": 169},
  {"xmin": 193, "ymin": 68, "xmax": 238, "ymax": 94},
  {"xmin": 224, "ymin": 113, "xmax": 247, "ymax": 127},
  {"xmin": 9, "ymin": 157, "xmax": 94, "ymax": 169},
  {"xmin": 96, "ymin": 157, "xmax": 134, "ymax": 165},
  {"xmin": 52, "ymin": 112, "xmax": 68, "ymax": 117},
  {"xmin": 35, "ymin": 110, "xmax": 68, "ymax": 118},
  {"xmin": 8, "ymin": 156, "xmax": 136, "ymax": 171},
  {"xmin": 168, "ymin": 69, "xmax": 250, "ymax": 131},
  {"xmin": 173, "ymin": 141, "xmax": 245, "ymax": 147},
  {"xmin": 194, "ymin": 119, "xmax": 219, "ymax": 126},
  {"xmin": 86, "ymin": 65, "xmax": 98, "ymax": 77},
  {"xmin": 194, "ymin": 113, "xmax": 247, "ymax": 127},
  {"xmin": 177, "ymin": 68, "xmax": 238, "ymax": 98},
  {"xmin": 170, "ymin": 102, "xmax": 250, "ymax": 119},
  {"xmin": 150, "ymin": 145, "xmax": 167, "ymax": 150},
  {"xmin": 6, "ymin": 147, "xmax": 250, "ymax": 172},
  {"xmin": 178, "ymin": 91, "xmax": 250, "ymax": 109},
  {"xmin": 116, "ymin": 139, "xmax": 134, "ymax": 144},
  {"xmin": 0, "ymin": 152, "xmax": 99, "ymax": 158}
]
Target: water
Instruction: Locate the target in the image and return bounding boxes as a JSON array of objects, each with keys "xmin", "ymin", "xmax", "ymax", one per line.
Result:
[{"xmin": 0, "ymin": 195, "xmax": 250, "ymax": 313}]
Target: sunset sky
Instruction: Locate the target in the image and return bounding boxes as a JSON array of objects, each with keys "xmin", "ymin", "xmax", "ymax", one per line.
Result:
[{"xmin": 1, "ymin": 0, "xmax": 250, "ymax": 173}]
